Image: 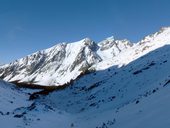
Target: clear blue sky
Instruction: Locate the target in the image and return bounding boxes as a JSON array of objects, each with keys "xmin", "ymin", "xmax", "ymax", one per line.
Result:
[{"xmin": 1, "ymin": 0, "xmax": 170, "ymax": 63}]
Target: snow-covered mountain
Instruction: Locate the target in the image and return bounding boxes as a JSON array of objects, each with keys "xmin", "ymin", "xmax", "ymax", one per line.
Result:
[
  {"xmin": 1, "ymin": 27, "xmax": 170, "ymax": 86},
  {"xmin": 1, "ymin": 27, "xmax": 170, "ymax": 128},
  {"xmin": 0, "ymin": 38, "xmax": 100, "ymax": 85},
  {"xmin": 24, "ymin": 27, "xmax": 170, "ymax": 128},
  {"xmin": 33, "ymin": 41, "xmax": 170, "ymax": 128},
  {"xmin": 0, "ymin": 37, "xmax": 132, "ymax": 86}
]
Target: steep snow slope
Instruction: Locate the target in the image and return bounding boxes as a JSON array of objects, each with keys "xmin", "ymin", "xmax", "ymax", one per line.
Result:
[
  {"xmin": 1, "ymin": 27, "xmax": 170, "ymax": 86},
  {"xmin": 1, "ymin": 27, "xmax": 170, "ymax": 128},
  {"xmin": 0, "ymin": 38, "xmax": 102, "ymax": 86},
  {"xmin": 13, "ymin": 37, "xmax": 170, "ymax": 128},
  {"xmin": 94, "ymin": 27, "xmax": 170, "ymax": 70},
  {"xmin": 0, "ymin": 37, "xmax": 132, "ymax": 86}
]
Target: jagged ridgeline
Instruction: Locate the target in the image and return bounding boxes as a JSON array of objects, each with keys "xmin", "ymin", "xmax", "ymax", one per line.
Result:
[
  {"xmin": 0, "ymin": 37, "xmax": 132, "ymax": 86},
  {"xmin": 0, "ymin": 27, "xmax": 170, "ymax": 87}
]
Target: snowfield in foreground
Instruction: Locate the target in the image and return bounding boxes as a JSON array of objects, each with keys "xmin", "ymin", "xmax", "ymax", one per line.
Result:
[
  {"xmin": 0, "ymin": 80, "xmax": 33, "ymax": 127},
  {"xmin": 1, "ymin": 27, "xmax": 170, "ymax": 128}
]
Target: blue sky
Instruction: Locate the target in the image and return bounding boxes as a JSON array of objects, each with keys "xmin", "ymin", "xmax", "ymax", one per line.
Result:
[{"xmin": 1, "ymin": 0, "xmax": 170, "ymax": 63}]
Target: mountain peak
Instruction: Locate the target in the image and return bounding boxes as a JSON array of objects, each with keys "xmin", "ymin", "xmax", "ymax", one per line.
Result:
[
  {"xmin": 139, "ymin": 26, "xmax": 170, "ymax": 45},
  {"xmin": 82, "ymin": 37, "xmax": 92, "ymax": 42},
  {"xmin": 1, "ymin": 27, "xmax": 170, "ymax": 86},
  {"xmin": 105, "ymin": 36, "xmax": 115, "ymax": 41},
  {"xmin": 160, "ymin": 26, "xmax": 170, "ymax": 32}
]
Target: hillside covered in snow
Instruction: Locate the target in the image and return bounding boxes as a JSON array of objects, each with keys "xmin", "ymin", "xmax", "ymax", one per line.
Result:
[
  {"xmin": 1, "ymin": 27, "xmax": 170, "ymax": 128},
  {"xmin": 1, "ymin": 27, "xmax": 170, "ymax": 87}
]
